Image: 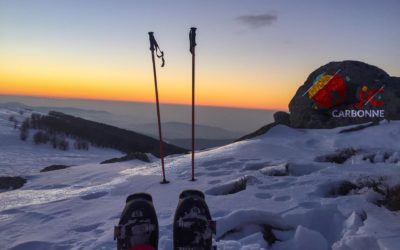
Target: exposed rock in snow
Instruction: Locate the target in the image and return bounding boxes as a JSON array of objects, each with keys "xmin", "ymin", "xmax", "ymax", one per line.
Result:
[
  {"xmin": 100, "ymin": 152, "xmax": 150, "ymax": 164},
  {"xmin": 0, "ymin": 176, "xmax": 27, "ymax": 191},
  {"xmin": 40, "ymin": 165, "xmax": 71, "ymax": 172}
]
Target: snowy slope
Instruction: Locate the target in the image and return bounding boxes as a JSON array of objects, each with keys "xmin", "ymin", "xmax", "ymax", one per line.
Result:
[
  {"xmin": 0, "ymin": 105, "xmax": 121, "ymax": 175},
  {"xmin": 1, "ymin": 121, "xmax": 400, "ymax": 249}
]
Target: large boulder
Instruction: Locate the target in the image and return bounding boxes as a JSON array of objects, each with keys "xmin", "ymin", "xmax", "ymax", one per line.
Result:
[{"xmin": 289, "ymin": 60, "xmax": 399, "ymax": 128}]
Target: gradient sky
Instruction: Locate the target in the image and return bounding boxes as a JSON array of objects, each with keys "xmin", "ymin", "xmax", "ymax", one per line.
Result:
[{"xmin": 1, "ymin": 0, "xmax": 399, "ymax": 110}]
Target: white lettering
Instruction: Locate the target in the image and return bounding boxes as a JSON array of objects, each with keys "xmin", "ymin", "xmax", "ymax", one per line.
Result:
[{"xmin": 331, "ymin": 109, "xmax": 385, "ymax": 118}]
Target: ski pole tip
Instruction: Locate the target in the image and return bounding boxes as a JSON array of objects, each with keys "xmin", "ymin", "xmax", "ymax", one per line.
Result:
[{"xmin": 160, "ymin": 179, "xmax": 170, "ymax": 184}]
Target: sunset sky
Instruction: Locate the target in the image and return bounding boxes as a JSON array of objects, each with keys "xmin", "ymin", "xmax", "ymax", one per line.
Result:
[{"xmin": 1, "ymin": 0, "xmax": 399, "ymax": 110}]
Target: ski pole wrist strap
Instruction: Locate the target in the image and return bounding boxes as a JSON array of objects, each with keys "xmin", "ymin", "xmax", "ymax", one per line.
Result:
[{"xmin": 148, "ymin": 32, "xmax": 165, "ymax": 67}]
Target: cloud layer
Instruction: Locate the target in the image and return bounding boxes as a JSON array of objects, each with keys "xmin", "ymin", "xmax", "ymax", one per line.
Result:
[{"xmin": 236, "ymin": 13, "xmax": 278, "ymax": 29}]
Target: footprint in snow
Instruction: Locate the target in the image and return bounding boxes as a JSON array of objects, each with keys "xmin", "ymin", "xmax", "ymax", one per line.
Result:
[
  {"xmin": 177, "ymin": 172, "xmax": 205, "ymax": 180},
  {"xmin": 72, "ymin": 223, "xmax": 103, "ymax": 233},
  {"xmin": 0, "ymin": 208, "xmax": 22, "ymax": 215},
  {"xmin": 24, "ymin": 212, "xmax": 55, "ymax": 223},
  {"xmin": 221, "ymin": 162, "xmax": 243, "ymax": 169},
  {"xmin": 241, "ymin": 161, "xmax": 272, "ymax": 171},
  {"xmin": 108, "ymin": 214, "xmax": 120, "ymax": 220},
  {"xmin": 298, "ymin": 201, "xmax": 321, "ymax": 209},
  {"xmin": 273, "ymin": 195, "xmax": 292, "ymax": 202},
  {"xmin": 206, "ymin": 166, "xmax": 218, "ymax": 171},
  {"xmin": 208, "ymin": 179, "xmax": 222, "ymax": 185},
  {"xmin": 158, "ymin": 209, "xmax": 173, "ymax": 219},
  {"xmin": 201, "ymin": 157, "xmax": 235, "ymax": 167},
  {"xmin": 239, "ymin": 158, "xmax": 261, "ymax": 162},
  {"xmin": 40, "ymin": 184, "xmax": 69, "ymax": 189},
  {"xmin": 207, "ymin": 170, "xmax": 232, "ymax": 177},
  {"xmin": 51, "ymin": 209, "xmax": 72, "ymax": 216},
  {"xmin": 7, "ymin": 241, "xmax": 69, "ymax": 250},
  {"xmin": 255, "ymin": 193, "xmax": 272, "ymax": 199},
  {"xmin": 294, "ymin": 180, "xmax": 317, "ymax": 186},
  {"xmin": 212, "ymin": 210, "xmax": 231, "ymax": 218},
  {"xmin": 80, "ymin": 191, "xmax": 108, "ymax": 200},
  {"xmin": 258, "ymin": 182, "xmax": 291, "ymax": 190},
  {"xmin": 93, "ymin": 228, "xmax": 104, "ymax": 234}
]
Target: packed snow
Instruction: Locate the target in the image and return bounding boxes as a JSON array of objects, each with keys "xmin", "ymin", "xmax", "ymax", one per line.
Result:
[
  {"xmin": 0, "ymin": 104, "xmax": 121, "ymax": 175},
  {"xmin": 1, "ymin": 104, "xmax": 400, "ymax": 249}
]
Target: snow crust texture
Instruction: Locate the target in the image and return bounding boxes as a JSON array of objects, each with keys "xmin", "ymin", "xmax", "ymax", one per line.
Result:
[{"xmin": 1, "ymin": 105, "xmax": 400, "ymax": 250}]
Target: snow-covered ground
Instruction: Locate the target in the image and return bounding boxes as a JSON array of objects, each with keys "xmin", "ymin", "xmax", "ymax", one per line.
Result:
[
  {"xmin": 0, "ymin": 105, "xmax": 121, "ymax": 175},
  {"xmin": 1, "ymin": 105, "xmax": 400, "ymax": 249}
]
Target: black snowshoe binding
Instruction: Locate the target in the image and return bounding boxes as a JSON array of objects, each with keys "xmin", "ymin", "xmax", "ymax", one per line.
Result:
[
  {"xmin": 115, "ymin": 193, "xmax": 159, "ymax": 250},
  {"xmin": 173, "ymin": 190, "xmax": 216, "ymax": 250}
]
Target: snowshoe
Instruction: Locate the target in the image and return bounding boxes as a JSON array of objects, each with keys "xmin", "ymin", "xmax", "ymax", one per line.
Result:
[
  {"xmin": 173, "ymin": 190, "xmax": 216, "ymax": 250},
  {"xmin": 115, "ymin": 193, "xmax": 159, "ymax": 250}
]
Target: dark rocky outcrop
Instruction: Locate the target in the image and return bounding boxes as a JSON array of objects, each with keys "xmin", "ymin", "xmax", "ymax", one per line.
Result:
[
  {"xmin": 0, "ymin": 176, "xmax": 27, "ymax": 190},
  {"xmin": 236, "ymin": 110, "xmax": 290, "ymax": 141},
  {"xmin": 235, "ymin": 60, "xmax": 399, "ymax": 141},
  {"xmin": 384, "ymin": 77, "xmax": 400, "ymax": 121},
  {"xmin": 273, "ymin": 111, "xmax": 291, "ymax": 126},
  {"xmin": 40, "ymin": 165, "xmax": 71, "ymax": 172},
  {"xmin": 235, "ymin": 122, "xmax": 277, "ymax": 142},
  {"xmin": 289, "ymin": 60, "xmax": 399, "ymax": 128},
  {"xmin": 100, "ymin": 152, "xmax": 150, "ymax": 164}
]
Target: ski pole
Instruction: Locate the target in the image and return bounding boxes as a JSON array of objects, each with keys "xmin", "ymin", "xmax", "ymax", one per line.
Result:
[
  {"xmin": 148, "ymin": 32, "xmax": 169, "ymax": 184},
  {"xmin": 189, "ymin": 27, "xmax": 197, "ymax": 181}
]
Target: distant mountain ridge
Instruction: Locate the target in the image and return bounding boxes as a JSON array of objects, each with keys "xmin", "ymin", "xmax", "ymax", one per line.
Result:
[
  {"xmin": 131, "ymin": 122, "xmax": 242, "ymax": 149},
  {"xmin": 0, "ymin": 96, "xmax": 276, "ymax": 135},
  {"xmin": 35, "ymin": 106, "xmax": 110, "ymax": 115},
  {"xmin": 132, "ymin": 122, "xmax": 243, "ymax": 140},
  {"xmin": 29, "ymin": 111, "xmax": 187, "ymax": 157},
  {"xmin": 0, "ymin": 101, "xmax": 273, "ymax": 149}
]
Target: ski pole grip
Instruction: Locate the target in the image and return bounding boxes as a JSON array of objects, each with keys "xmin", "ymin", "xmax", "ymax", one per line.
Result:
[
  {"xmin": 148, "ymin": 32, "xmax": 156, "ymax": 51},
  {"xmin": 189, "ymin": 27, "xmax": 197, "ymax": 53}
]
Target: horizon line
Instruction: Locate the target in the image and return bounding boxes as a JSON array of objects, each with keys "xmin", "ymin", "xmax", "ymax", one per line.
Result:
[{"xmin": 0, "ymin": 93, "xmax": 288, "ymax": 112}]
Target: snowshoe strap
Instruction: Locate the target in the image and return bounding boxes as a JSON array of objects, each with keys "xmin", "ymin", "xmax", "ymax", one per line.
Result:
[
  {"xmin": 114, "ymin": 222, "xmax": 156, "ymax": 240},
  {"xmin": 114, "ymin": 225, "xmax": 121, "ymax": 240},
  {"xmin": 176, "ymin": 219, "xmax": 216, "ymax": 234},
  {"xmin": 176, "ymin": 247, "xmax": 207, "ymax": 250},
  {"xmin": 209, "ymin": 220, "xmax": 216, "ymax": 235}
]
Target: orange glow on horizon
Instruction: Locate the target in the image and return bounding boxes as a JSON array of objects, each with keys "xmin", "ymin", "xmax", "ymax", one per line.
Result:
[
  {"xmin": 0, "ymin": 58, "xmax": 292, "ymax": 111},
  {"xmin": 0, "ymin": 91, "xmax": 289, "ymax": 111}
]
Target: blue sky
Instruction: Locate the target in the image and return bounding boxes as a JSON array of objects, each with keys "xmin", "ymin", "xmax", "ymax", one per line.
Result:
[{"xmin": 1, "ymin": 0, "xmax": 399, "ymax": 109}]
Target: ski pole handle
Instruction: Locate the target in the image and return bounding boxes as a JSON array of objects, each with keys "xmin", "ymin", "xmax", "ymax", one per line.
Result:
[
  {"xmin": 189, "ymin": 27, "xmax": 197, "ymax": 54},
  {"xmin": 148, "ymin": 32, "xmax": 156, "ymax": 51}
]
